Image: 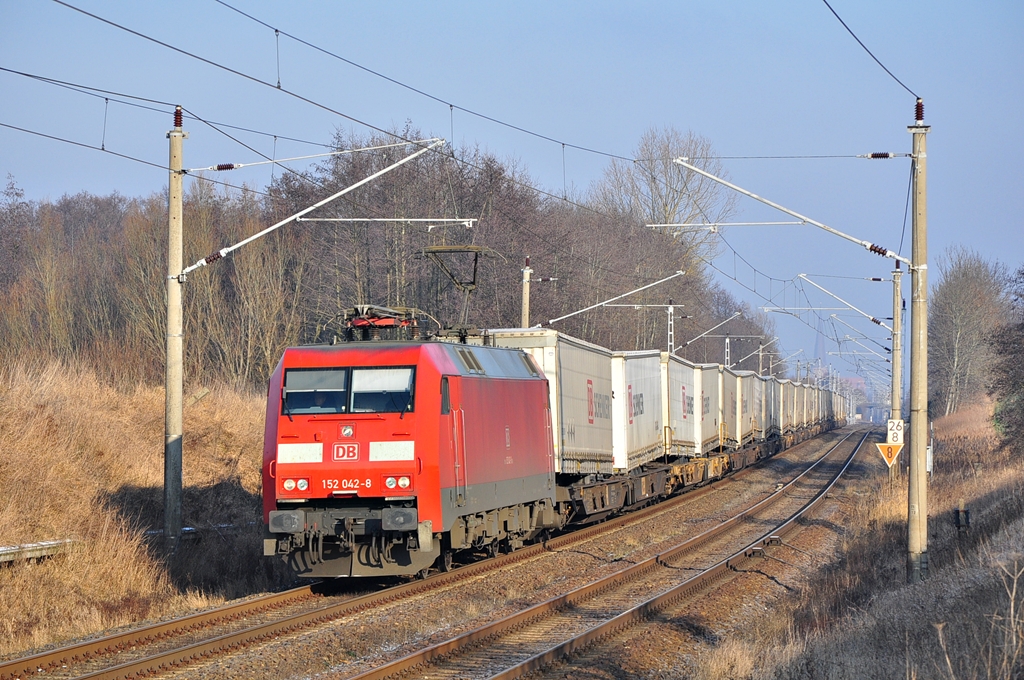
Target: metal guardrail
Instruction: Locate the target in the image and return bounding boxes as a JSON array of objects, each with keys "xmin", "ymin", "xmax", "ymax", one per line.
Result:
[{"xmin": 0, "ymin": 539, "xmax": 75, "ymax": 565}]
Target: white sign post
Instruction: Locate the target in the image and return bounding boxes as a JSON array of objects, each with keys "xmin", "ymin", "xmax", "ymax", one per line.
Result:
[{"xmin": 887, "ymin": 419, "xmax": 904, "ymax": 445}]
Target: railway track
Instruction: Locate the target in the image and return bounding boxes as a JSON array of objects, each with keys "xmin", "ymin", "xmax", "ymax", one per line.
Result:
[
  {"xmin": 346, "ymin": 428, "xmax": 869, "ymax": 680},
  {"xmin": 0, "ymin": 429, "xmax": 852, "ymax": 680}
]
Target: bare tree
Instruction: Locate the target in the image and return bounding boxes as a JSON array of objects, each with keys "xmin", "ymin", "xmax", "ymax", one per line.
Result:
[
  {"xmin": 929, "ymin": 246, "xmax": 1009, "ymax": 416},
  {"xmin": 590, "ymin": 127, "xmax": 736, "ymax": 267}
]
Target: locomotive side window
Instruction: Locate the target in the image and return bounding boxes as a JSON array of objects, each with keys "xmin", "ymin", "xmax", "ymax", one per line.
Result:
[
  {"xmin": 282, "ymin": 368, "xmax": 348, "ymax": 414},
  {"xmin": 440, "ymin": 376, "xmax": 450, "ymax": 415},
  {"xmin": 351, "ymin": 367, "xmax": 415, "ymax": 413}
]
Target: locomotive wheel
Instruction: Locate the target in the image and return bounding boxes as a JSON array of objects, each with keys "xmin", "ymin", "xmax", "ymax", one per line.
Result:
[
  {"xmin": 438, "ymin": 549, "xmax": 454, "ymax": 572},
  {"xmin": 486, "ymin": 540, "xmax": 499, "ymax": 558}
]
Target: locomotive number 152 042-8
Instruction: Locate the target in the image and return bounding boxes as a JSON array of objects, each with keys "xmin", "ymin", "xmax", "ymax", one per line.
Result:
[{"xmin": 322, "ymin": 478, "xmax": 372, "ymax": 490}]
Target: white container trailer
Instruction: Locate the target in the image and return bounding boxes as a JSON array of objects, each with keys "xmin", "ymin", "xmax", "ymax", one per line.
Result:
[
  {"xmin": 771, "ymin": 376, "xmax": 782, "ymax": 436},
  {"xmin": 699, "ymin": 364, "xmax": 723, "ymax": 454},
  {"xmin": 794, "ymin": 383, "xmax": 806, "ymax": 429},
  {"xmin": 722, "ymin": 369, "xmax": 741, "ymax": 448},
  {"xmin": 779, "ymin": 379, "xmax": 794, "ymax": 433},
  {"xmin": 733, "ymin": 370, "xmax": 760, "ymax": 445},
  {"xmin": 661, "ymin": 353, "xmax": 699, "ymax": 458},
  {"xmin": 611, "ymin": 350, "xmax": 663, "ymax": 472},
  {"xmin": 486, "ymin": 329, "xmax": 613, "ymax": 475},
  {"xmin": 759, "ymin": 376, "xmax": 778, "ymax": 437}
]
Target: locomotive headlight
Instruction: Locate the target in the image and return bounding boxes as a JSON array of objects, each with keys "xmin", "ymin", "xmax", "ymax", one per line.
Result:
[
  {"xmin": 398, "ymin": 476, "xmax": 411, "ymax": 489},
  {"xmin": 385, "ymin": 476, "xmax": 398, "ymax": 489},
  {"xmin": 296, "ymin": 479, "xmax": 309, "ymax": 491},
  {"xmin": 283, "ymin": 479, "xmax": 296, "ymax": 491},
  {"xmin": 341, "ymin": 425, "xmax": 354, "ymax": 438}
]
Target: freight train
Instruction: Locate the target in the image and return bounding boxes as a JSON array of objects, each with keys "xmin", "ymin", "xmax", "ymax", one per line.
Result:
[{"xmin": 262, "ymin": 325, "xmax": 848, "ymax": 578}]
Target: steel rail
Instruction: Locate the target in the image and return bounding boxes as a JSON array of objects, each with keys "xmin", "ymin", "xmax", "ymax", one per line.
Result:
[
  {"xmin": 0, "ymin": 586, "xmax": 317, "ymax": 680},
  {"xmin": 347, "ymin": 429, "xmax": 864, "ymax": 680},
  {"xmin": 0, "ymin": 430, "xmax": 845, "ymax": 680},
  {"xmin": 491, "ymin": 428, "xmax": 871, "ymax": 680}
]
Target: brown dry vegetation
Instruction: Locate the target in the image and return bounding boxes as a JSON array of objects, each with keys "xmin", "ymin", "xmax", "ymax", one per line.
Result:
[
  {"xmin": 694, "ymin": 401, "xmax": 1024, "ymax": 680},
  {"xmin": 0, "ymin": 360, "xmax": 290, "ymax": 657}
]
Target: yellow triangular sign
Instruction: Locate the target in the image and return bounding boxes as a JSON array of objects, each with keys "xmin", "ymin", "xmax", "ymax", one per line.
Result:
[{"xmin": 876, "ymin": 442, "xmax": 903, "ymax": 467}]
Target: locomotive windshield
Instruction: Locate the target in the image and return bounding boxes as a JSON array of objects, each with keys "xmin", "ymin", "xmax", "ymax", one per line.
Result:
[
  {"xmin": 282, "ymin": 366, "xmax": 415, "ymax": 415},
  {"xmin": 282, "ymin": 368, "xmax": 348, "ymax": 414},
  {"xmin": 351, "ymin": 367, "xmax": 415, "ymax": 413}
]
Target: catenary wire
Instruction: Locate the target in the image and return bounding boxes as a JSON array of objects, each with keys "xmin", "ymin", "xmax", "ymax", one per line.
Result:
[
  {"xmin": 897, "ymin": 162, "xmax": 913, "ymax": 256},
  {"xmin": 211, "ymin": 1, "xmax": 871, "ymax": 166},
  {"xmin": 0, "ymin": 66, "xmax": 335, "ymax": 148},
  {"xmin": 210, "ymin": 0, "xmax": 635, "ymax": 163},
  {"xmin": 821, "ymin": 0, "xmax": 918, "ymax": 98},
  {"xmin": 37, "ymin": 1, "xmax": 883, "ymax": 247},
  {"xmin": 0, "ymin": 121, "xmax": 272, "ymax": 197},
  {"xmin": 41, "ymin": 4, "xmax": 645, "ymax": 244},
  {"xmin": 51, "ymin": 0, "xmax": 409, "ymax": 144},
  {"xmin": 34, "ymin": 3, "xmax": 868, "ymax": 300},
  {"xmin": 5, "ymin": 63, "xmax": 642, "ymax": 284}
]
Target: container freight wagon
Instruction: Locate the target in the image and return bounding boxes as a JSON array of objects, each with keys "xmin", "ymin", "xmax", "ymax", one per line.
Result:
[
  {"xmin": 699, "ymin": 364, "xmax": 723, "ymax": 454},
  {"xmin": 611, "ymin": 350, "xmax": 664, "ymax": 472},
  {"xmin": 486, "ymin": 329, "xmax": 614, "ymax": 475},
  {"xmin": 661, "ymin": 353, "xmax": 698, "ymax": 458}
]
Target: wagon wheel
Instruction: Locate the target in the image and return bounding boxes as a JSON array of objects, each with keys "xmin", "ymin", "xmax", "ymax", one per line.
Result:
[
  {"xmin": 437, "ymin": 548, "xmax": 454, "ymax": 572},
  {"xmin": 486, "ymin": 539, "xmax": 500, "ymax": 558},
  {"xmin": 418, "ymin": 566, "xmax": 431, "ymax": 580}
]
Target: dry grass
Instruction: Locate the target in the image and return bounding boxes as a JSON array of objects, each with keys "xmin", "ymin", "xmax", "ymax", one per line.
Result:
[
  {"xmin": 0, "ymin": 359, "xmax": 291, "ymax": 657},
  {"xmin": 693, "ymin": 403, "xmax": 1024, "ymax": 680},
  {"xmin": 688, "ymin": 401, "xmax": 1024, "ymax": 675}
]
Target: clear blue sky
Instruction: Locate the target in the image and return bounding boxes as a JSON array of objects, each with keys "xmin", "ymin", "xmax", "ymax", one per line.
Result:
[{"xmin": 2, "ymin": 1, "xmax": 1021, "ymax": 395}]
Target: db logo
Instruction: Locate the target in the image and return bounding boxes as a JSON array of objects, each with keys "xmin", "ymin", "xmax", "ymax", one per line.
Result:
[{"xmin": 333, "ymin": 443, "xmax": 359, "ymax": 461}]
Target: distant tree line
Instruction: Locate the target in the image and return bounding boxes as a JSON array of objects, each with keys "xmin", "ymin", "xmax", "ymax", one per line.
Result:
[{"xmin": 0, "ymin": 126, "xmax": 777, "ymax": 389}]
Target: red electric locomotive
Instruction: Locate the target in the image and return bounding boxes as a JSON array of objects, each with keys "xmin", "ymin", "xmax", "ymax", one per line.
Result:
[{"xmin": 262, "ymin": 341, "xmax": 560, "ymax": 577}]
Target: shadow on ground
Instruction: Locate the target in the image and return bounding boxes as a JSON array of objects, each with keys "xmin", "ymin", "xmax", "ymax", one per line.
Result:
[{"xmin": 103, "ymin": 480, "xmax": 295, "ymax": 598}]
